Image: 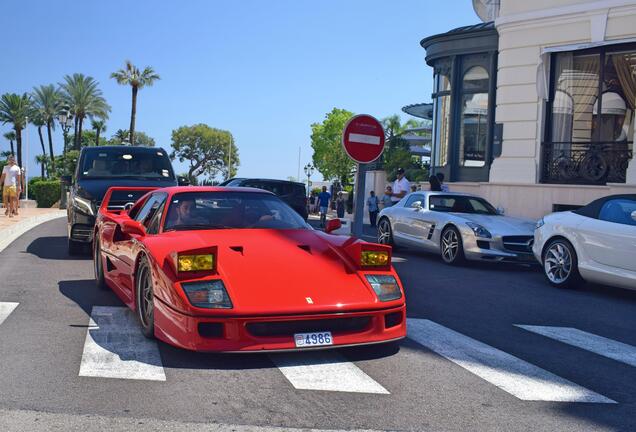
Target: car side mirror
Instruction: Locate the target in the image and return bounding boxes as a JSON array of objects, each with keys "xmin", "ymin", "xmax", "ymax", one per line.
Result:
[
  {"xmin": 411, "ymin": 201, "xmax": 422, "ymax": 210},
  {"xmin": 121, "ymin": 219, "xmax": 146, "ymax": 237},
  {"xmin": 631, "ymin": 210, "xmax": 636, "ymax": 222},
  {"xmin": 177, "ymin": 176, "xmax": 190, "ymax": 186},
  {"xmin": 325, "ymin": 219, "xmax": 342, "ymax": 234},
  {"xmin": 60, "ymin": 175, "xmax": 73, "ymax": 185},
  {"xmin": 496, "ymin": 207, "xmax": 505, "ymax": 215}
]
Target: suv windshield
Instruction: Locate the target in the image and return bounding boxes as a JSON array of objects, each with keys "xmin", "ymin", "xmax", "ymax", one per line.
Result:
[
  {"xmin": 79, "ymin": 148, "xmax": 175, "ymax": 180},
  {"xmin": 429, "ymin": 195, "xmax": 498, "ymax": 215},
  {"xmin": 164, "ymin": 192, "xmax": 310, "ymax": 231}
]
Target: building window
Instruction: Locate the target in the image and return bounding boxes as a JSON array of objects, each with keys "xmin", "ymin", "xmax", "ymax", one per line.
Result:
[
  {"xmin": 544, "ymin": 46, "xmax": 635, "ymax": 184},
  {"xmin": 432, "ymin": 60, "xmax": 452, "ymax": 167},
  {"xmin": 460, "ymin": 66, "xmax": 489, "ymax": 167}
]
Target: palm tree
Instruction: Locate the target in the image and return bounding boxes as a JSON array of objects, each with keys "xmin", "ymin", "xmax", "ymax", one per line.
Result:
[
  {"xmin": 32, "ymin": 85, "xmax": 62, "ymax": 173},
  {"xmin": 59, "ymin": 74, "xmax": 110, "ymax": 150},
  {"xmin": 111, "ymin": 61, "xmax": 160, "ymax": 145},
  {"xmin": 3, "ymin": 131, "xmax": 16, "ymax": 156},
  {"xmin": 0, "ymin": 93, "xmax": 32, "ymax": 168},
  {"xmin": 91, "ymin": 118, "xmax": 107, "ymax": 146},
  {"xmin": 113, "ymin": 129, "xmax": 129, "ymax": 143},
  {"xmin": 32, "ymin": 113, "xmax": 48, "ymax": 177}
]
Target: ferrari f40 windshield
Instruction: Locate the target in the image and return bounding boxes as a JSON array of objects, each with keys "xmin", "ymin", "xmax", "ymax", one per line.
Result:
[
  {"xmin": 429, "ymin": 195, "xmax": 498, "ymax": 215},
  {"xmin": 164, "ymin": 192, "xmax": 310, "ymax": 231}
]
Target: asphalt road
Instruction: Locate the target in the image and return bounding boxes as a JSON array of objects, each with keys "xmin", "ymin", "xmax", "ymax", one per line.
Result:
[{"xmin": 0, "ymin": 218, "xmax": 635, "ymax": 431}]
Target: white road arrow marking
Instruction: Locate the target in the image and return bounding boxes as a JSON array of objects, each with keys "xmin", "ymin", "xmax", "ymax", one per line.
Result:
[
  {"xmin": 271, "ymin": 351, "xmax": 389, "ymax": 394},
  {"xmin": 79, "ymin": 306, "xmax": 166, "ymax": 381},
  {"xmin": 407, "ymin": 318, "xmax": 615, "ymax": 403},
  {"xmin": 517, "ymin": 325, "xmax": 636, "ymax": 368},
  {"xmin": 0, "ymin": 302, "xmax": 19, "ymax": 326}
]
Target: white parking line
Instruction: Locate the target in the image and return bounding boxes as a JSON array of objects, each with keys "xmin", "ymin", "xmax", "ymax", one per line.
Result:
[
  {"xmin": 517, "ymin": 325, "xmax": 636, "ymax": 368},
  {"xmin": 407, "ymin": 319, "xmax": 615, "ymax": 403},
  {"xmin": 0, "ymin": 302, "xmax": 19, "ymax": 326},
  {"xmin": 270, "ymin": 351, "xmax": 389, "ymax": 394},
  {"xmin": 79, "ymin": 306, "xmax": 166, "ymax": 381}
]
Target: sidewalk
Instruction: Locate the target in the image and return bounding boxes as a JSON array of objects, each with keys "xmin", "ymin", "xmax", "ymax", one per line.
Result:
[{"xmin": 0, "ymin": 207, "xmax": 66, "ymax": 253}]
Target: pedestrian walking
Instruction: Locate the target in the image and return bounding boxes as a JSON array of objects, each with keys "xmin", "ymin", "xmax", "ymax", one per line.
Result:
[
  {"xmin": 436, "ymin": 172, "xmax": 449, "ymax": 192},
  {"xmin": 382, "ymin": 186, "xmax": 393, "ymax": 209},
  {"xmin": 336, "ymin": 192, "xmax": 345, "ymax": 219},
  {"xmin": 317, "ymin": 186, "xmax": 331, "ymax": 228},
  {"xmin": 309, "ymin": 192, "xmax": 317, "ymax": 214},
  {"xmin": 1, "ymin": 155, "xmax": 22, "ymax": 218},
  {"xmin": 367, "ymin": 191, "xmax": 379, "ymax": 227},
  {"xmin": 429, "ymin": 175, "xmax": 442, "ymax": 192},
  {"xmin": 391, "ymin": 168, "xmax": 410, "ymax": 204}
]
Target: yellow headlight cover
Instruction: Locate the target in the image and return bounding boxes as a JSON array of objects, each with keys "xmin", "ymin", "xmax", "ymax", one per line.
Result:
[
  {"xmin": 178, "ymin": 254, "xmax": 214, "ymax": 272},
  {"xmin": 361, "ymin": 250, "xmax": 389, "ymax": 266}
]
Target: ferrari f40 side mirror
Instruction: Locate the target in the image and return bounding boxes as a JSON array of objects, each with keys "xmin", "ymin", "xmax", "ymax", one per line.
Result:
[
  {"xmin": 325, "ymin": 219, "xmax": 342, "ymax": 234},
  {"xmin": 121, "ymin": 220, "xmax": 146, "ymax": 237}
]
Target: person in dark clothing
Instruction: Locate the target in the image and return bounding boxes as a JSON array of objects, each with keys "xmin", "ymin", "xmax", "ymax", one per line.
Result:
[
  {"xmin": 436, "ymin": 172, "xmax": 449, "ymax": 192},
  {"xmin": 429, "ymin": 175, "xmax": 442, "ymax": 192},
  {"xmin": 336, "ymin": 192, "xmax": 345, "ymax": 218},
  {"xmin": 367, "ymin": 190, "xmax": 379, "ymax": 227}
]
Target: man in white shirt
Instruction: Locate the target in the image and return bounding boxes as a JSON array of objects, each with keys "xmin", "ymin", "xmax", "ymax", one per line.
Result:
[
  {"xmin": 391, "ymin": 167, "xmax": 410, "ymax": 204},
  {"xmin": 1, "ymin": 155, "xmax": 23, "ymax": 218}
]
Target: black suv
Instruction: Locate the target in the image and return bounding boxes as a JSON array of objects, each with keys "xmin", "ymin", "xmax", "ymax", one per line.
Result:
[
  {"xmin": 219, "ymin": 178, "xmax": 308, "ymax": 219},
  {"xmin": 65, "ymin": 146, "xmax": 185, "ymax": 254}
]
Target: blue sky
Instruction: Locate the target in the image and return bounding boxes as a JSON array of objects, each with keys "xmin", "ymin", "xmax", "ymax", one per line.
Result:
[{"xmin": 0, "ymin": 0, "xmax": 478, "ymax": 181}]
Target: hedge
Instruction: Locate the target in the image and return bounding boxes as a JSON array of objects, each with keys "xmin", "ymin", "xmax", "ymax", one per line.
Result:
[{"xmin": 31, "ymin": 180, "xmax": 61, "ymax": 208}]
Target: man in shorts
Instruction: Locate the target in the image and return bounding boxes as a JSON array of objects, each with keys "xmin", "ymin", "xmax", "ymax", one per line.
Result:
[
  {"xmin": 317, "ymin": 186, "xmax": 331, "ymax": 228},
  {"xmin": 1, "ymin": 155, "xmax": 22, "ymax": 218}
]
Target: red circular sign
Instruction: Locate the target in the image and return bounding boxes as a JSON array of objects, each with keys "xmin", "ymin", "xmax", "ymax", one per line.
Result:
[{"xmin": 342, "ymin": 114, "xmax": 386, "ymax": 163}]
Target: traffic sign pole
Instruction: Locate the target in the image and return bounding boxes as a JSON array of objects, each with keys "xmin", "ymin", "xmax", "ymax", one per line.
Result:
[
  {"xmin": 341, "ymin": 114, "xmax": 385, "ymax": 240},
  {"xmin": 352, "ymin": 163, "xmax": 367, "ymax": 238}
]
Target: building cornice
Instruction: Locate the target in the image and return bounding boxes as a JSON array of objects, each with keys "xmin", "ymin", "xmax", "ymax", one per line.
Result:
[{"xmin": 495, "ymin": 0, "xmax": 636, "ymax": 29}]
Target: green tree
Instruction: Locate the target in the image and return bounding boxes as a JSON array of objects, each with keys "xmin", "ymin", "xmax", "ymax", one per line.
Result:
[
  {"xmin": 170, "ymin": 124, "xmax": 239, "ymax": 184},
  {"xmin": 59, "ymin": 73, "xmax": 110, "ymax": 150},
  {"xmin": 381, "ymin": 115, "xmax": 429, "ymax": 182},
  {"xmin": 32, "ymin": 113, "xmax": 48, "ymax": 177},
  {"xmin": 3, "ymin": 131, "xmax": 16, "ymax": 155},
  {"xmin": 0, "ymin": 93, "xmax": 32, "ymax": 168},
  {"xmin": 32, "ymin": 84, "xmax": 62, "ymax": 173},
  {"xmin": 91, "ymin": 118, "xmax": 107, "ymax": 146},
  {"xmin": 111, "ymin": 61, "xmax": 160, "ymax": 146},
  {"xmin": 310, "ymin": 108, "xmax": 356, "ymax": 185},
  {"xmin": 107, "ymin": 130, "xmax": 155, "ymax": 147}
]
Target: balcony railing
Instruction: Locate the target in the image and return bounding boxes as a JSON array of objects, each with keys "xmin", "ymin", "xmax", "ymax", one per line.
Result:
[{"xmin": 541, "ymin": 141, "xmax": 633, "ymax": 185}]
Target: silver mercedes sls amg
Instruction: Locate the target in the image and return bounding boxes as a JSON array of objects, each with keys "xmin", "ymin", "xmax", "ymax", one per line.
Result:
[{"xmin": 377, "ymin": 191, "xmax": 536, "ymax": 265}]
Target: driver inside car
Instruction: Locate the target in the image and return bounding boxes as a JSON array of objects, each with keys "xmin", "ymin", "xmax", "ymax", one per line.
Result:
[{"xmin": 168, "ymin": 198, "xmax": 206, "ymax": 227}]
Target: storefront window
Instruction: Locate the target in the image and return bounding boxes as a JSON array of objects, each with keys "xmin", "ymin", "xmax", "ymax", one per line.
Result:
[
  {"xmin": 432, "ymin": 60, "xmax": 452, "ymax": 167},
  {"xmin": 459, "ymin": 66, "xmax": 489, "ymax": 167}
]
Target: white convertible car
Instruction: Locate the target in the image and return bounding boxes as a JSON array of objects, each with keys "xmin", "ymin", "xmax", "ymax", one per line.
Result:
[
  {"xmin": 533, "ymin": 194, "xmax": 636, "ymax": 290},
  {"xmin": 377, "ymin": 192, "xmax": 536, "ymax": 265}
]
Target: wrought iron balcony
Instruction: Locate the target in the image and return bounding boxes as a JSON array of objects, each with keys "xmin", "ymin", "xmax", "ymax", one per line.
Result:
[{"xmin": 541, "ymin": 141, "xmax": 633, "ymax": 185}]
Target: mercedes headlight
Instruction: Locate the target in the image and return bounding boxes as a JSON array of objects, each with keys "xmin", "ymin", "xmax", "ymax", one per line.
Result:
[
  {"xmin": 365, "ymin": 275, "xmax": 402, "ymax": 302},
  {"xmin": 535, "ymin": 218, "xmax": 545, "ymax": 230},
  {"xmin": 466, "ymin": 222, "xmax": 492, "ymax": 239},
  {"xmin": 73, "ymin": 196, "xmax": 94, "ymax": 216},
  {"xmin": 181, "ymin": 280, "xmax": 232, "ymax": 309}
]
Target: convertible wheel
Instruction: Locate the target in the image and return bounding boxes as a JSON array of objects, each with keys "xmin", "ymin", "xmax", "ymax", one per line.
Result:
[
  {"xmin": 377, "ymin": 218, "xmax": 394, "ymax": 246},
  {"xmin": 93, "ymin": 238, "xmax": 108, "ymax": 291},
  {"xmin": 136, "ymin": 256, "xmax": 155, "ymax": 339},
  {"xmin": 440, "ymin": 226, "xmax": 465, "ymax": 265},
  {"xmin": 542, "ymin": 239, "xmax": 582, "ymax": 288}
]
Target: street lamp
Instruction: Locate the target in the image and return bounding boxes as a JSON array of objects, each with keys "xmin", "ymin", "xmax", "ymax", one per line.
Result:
[
  {"xmin": 57, "ymin": 109, "xmax": 73, "ymax": 154},
  {"xmin": 303, "ymin": 163, "xmax": 314, "ymax": 196}
]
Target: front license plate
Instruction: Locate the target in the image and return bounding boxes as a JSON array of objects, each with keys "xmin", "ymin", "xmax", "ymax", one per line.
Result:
[{"xmin": 294, "ymin": 331, "xmax": 333, "ymax": 348}]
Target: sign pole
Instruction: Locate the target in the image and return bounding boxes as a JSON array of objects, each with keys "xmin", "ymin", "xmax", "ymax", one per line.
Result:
[{"xmin": 352, "ymin": 163, "xmax": 367, "ymax": 238}]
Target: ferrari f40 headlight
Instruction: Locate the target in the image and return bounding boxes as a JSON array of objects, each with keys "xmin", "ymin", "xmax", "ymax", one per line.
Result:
[
  {"xmin": 365, "ymin": 275, "xmax": 402, "ymax": 302},
  {"xmin": 181, "ymin": 280, "xmax": 232, "ymax": 309},
  {"xmin": 73, "ymin": 196, "xmax": 94, "ymax": 216},
  {"xmin": 466, "ymin": 222, "xmax": 492, "ymax": 239}
]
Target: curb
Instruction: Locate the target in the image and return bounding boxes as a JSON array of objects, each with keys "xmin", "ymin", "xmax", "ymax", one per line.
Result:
[{"xmin": 0, "ymin": 211, "xmax": 67, "ymax": 253}]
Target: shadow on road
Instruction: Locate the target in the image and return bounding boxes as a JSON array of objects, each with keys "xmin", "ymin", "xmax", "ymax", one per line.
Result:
[{"xmin": 26, "ymin": 235, "xmax": 91, "ymax": 260}]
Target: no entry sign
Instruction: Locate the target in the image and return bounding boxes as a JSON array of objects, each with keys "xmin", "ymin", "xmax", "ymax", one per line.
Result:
[{"xmin": 342, "ymin": 114, "xmax": 386, "ymax": 164}]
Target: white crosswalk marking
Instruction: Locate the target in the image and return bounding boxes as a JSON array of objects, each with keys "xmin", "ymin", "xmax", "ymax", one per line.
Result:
[
  {"xmin": 79, "ymin": 306, "xmax": 166, "ymax": 381},
  {"xmin": 0, "ymin": 302, "xmax": 19, "ymax": 326},
  {"xmin": 270, "ymin": 351, "xmax": 389, "ymax": 394},
  {"xmin": 407, "ymin": 318, "xmax": 615, "ymax": 403},
  {"xmin": 517, "ymin": 325, "xmax": 636, "ymax": 368}
]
